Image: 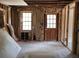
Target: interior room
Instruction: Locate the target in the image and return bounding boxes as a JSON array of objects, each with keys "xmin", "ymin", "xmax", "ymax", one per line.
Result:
[{"xmin": 0, "ymin": 0, "xmax": 79, "ymax": 58}]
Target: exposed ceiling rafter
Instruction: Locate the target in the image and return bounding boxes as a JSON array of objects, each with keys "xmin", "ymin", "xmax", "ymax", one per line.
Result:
[{"xmin": 24, "ymin": 0, "xmax": 74, "ymax": 8}]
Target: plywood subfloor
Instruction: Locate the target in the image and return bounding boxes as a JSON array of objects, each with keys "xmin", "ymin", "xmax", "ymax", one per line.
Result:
[{"xmin": 17, "ymin": 41, "xmax": 78, "ymax": 58}]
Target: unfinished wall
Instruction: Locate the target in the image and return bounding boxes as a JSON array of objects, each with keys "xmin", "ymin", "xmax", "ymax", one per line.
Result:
[
  {"xmin": 68, "ymin": 2, "xmax": 75, "ymax": 51},
  {"xmin": 0, "ymin": 10, "xmax": 4, "ymax": 28},
  {"xmin": 11, "ymin": 6, "xmax": 58, "ymax": 41},
  {"xmin": 33, "ymin": 7, "xmax": 44, "ymax": 41},
  {"xmin": 0, "ymin": 3, "xmax": 9, "ymax": 26},
  {"xmin": 60, "ymin": 2, "xmax": 78, "ymax": 54},
  {"xmin": 60, "ymin": 1, "xmax": 79, "ymax": 56},
  {"xmin": 60, "ymin": 5, "xmax": 69, "ymax": 46},
  {"xmin": 58, "ymin": 11, "xmax": 62, "ymax": 41},
  {"xmin": 11, "ymin": 6, "xmax": 44, "ymax": 41},
  {"xmin": 61, "ymin": 8, "xmax": 65, "ymax": 43},
  {"xmin": 76, "ymin": 1, "xmax": 79, "ymax": 56},
  {"xmin": 0, "ymin": 3, "xmax": 21, "ymax": 58},
  {"xmin": 11, "ymin": 7, "xmax": 20, "ymax": 38},
  {"xmin": 0, "ymin": 3, "xmax": 12, "ymax": 32}
]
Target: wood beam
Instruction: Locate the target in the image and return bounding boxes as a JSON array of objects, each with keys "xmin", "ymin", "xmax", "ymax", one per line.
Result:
[
  {"xmin": 24, "ymin": 0, "xmax": 73, "ymax": 4},
  {"xmin": 24, "ymin": 0, "xmax": 73, "ymax": 8}
]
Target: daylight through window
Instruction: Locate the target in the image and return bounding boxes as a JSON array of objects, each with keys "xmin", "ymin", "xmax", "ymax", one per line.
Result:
[
  {"xmin": 47, "ymin": 15, "xmax": 56, "ymax": 28},
  {"xmin": 22, "ymin": 12, "xmax": 32, "ymax": 30}
]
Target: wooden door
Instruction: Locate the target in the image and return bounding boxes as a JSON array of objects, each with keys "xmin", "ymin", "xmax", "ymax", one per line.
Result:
[
  {"xmin": 45, "ymin": 14, "xmax": 57, "ymax": 41},
  {"xmin": 45, "ymin": 29, "xmax": 57, "ymax": 40}
]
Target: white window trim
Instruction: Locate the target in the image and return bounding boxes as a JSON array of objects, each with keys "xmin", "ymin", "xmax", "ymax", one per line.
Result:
[{"xmin": 22, "ymin": 12, "xmax": 32, "ymax": 31}]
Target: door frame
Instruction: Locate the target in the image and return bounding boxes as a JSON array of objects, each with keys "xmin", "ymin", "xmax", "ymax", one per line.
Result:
[{"xmin": 44, "ymin": 14, "xmax": 58, "ymax": 41}]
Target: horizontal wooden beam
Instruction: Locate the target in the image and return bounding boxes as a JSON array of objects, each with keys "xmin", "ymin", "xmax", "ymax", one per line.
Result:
[
  {"xmin": 24, "ymin": 0, "xmax": 73, "ymax": 2},
  {"xmin": 24, "ymin": 0, "xmax": 74, "ymax": 8},
  {"xmin": 24, "ymin": 0, "xmax": 73, "ymax": 4},
  {"xmin": 25, "ymin": 3, "xmax": 67, "ymax": 9}
]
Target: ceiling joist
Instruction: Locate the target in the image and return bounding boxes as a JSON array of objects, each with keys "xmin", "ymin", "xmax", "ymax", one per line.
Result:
[{"xmin": 24, "ymin": 0, "xmax": 74, "ymax": 8}]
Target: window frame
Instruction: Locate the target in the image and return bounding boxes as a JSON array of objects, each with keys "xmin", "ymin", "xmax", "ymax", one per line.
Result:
[
  {"xmin": 47, "ymin": 14, "xmax": 56, "ymax": 29},
  {"xmin": 21, "ymin": 11, "xmax": 32, "ymax": 31}
]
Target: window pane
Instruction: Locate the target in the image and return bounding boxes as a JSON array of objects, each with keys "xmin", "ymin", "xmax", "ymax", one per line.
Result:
[
  {"xmin": 52, "ymin": 20, "xmax": 55, "ymax": 23},
  {"xmin": 23, "ymin": 26, "xmax": 25, "ymax": 30},
  {"xmin": 24, "ymin": 26, "xmax": 30, "ymax": 30},
  {"xmin": 47, "ymin": 23, "xmax": 50, "ymax": 28},
  {"xmin": 25, "ymin": 17, "xmax": 29, "ymax": 21},
  {"xmin": 26, "ymin": 22, "xmax": 29, "ymax": 26},
  {"xmin": 53, "ymin": 15, "xmax": 56, "ymax": 19},
  {"xmin": 28, "ymin": 18, "xmax": 31, "ymax": 21},
  {"xmin": 47, "ymin": 15, "xmax": 50, "ymax": 19},
  {"xmin": 47, "ymin": 24, "xmax": 56, "ymax": 28},
  {"xmin": 47, "ymin": 19, "xmax": 54, "ymax": 23},
  {"xmin": 47, "ymin": 19, "xmax": 50, "ymax": 23},
  {"xmin": 23, "ymin": 18, "xmax": 29, "ymax": 21},
  {"xmin": 50, "ymin": 15, "xmax": 53, "ymax": 20},
  {"xmin": 28, "ymin": 26, "xmax": 31, "ymax": 30},
  {"xmin": 23, "ymin": 26, "xmax": 28, "ymax": 30},
  {"xmin": 50, "ymin": 20, "xmax": 53, "ymax": 23},
  {"xmin": 23, "ymin": 17, "xmax": 26, "ymax": 21},
  {"xmin": 27, "ymin": 26, "xmax": 29, "ymax": 30},
  {"xmin": 28, "ymin": 13, "xmax": 32, "ymax": 17},
  {"xmin": 23, "ymin": 13, "xmax": 26, "ymax": 18},
  {"xmin": 23, "ymin": 22, "xmax": 26, "ymax": 25},
  {"xmin": 23, "ymin": 22, "xmax": 29, "ymax": 26},
  {"xmin": 52, "ymin": 24, "xmax": 56, "ymax": 28},
  {"xmin": 26, "ymin": 13, "xmax": 29, "ymax": 17},
  {"xmin": 50, "ymin": 24, "xmax": 53, "ymax": 28},
  {"xmin": 28, "ymin": 22, "xmax": 31, "ymax": 26}
]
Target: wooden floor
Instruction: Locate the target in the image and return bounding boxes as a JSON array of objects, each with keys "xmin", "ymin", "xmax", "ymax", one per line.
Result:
[{"xmin": 17, "ymin": 41, "xmax": 78, "ymax": 58}]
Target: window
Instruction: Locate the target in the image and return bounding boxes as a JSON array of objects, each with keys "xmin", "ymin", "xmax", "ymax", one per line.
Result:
[
  {"xmin": 22, "ymin": 12, "xmax": 32, "ymax": 30},
  {"xmin": 47, "ymin": 15, "xmax": 56, "ymax": 28}
]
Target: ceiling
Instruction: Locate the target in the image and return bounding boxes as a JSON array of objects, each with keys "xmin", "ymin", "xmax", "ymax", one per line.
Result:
[
  {"xmin": 24, "ymin": 0, "xmax": 74, "ymax": 8},
  {"xmin": 0, "ymin": 0, "xmax": 28, "ymax": 6},
  {"xmin": 24, "ymin": 0, "xmax": 74, "ymax": 13},
  {"xmin": 0, "ymin": 0, "xmax": 74, "ymax": 7}
]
